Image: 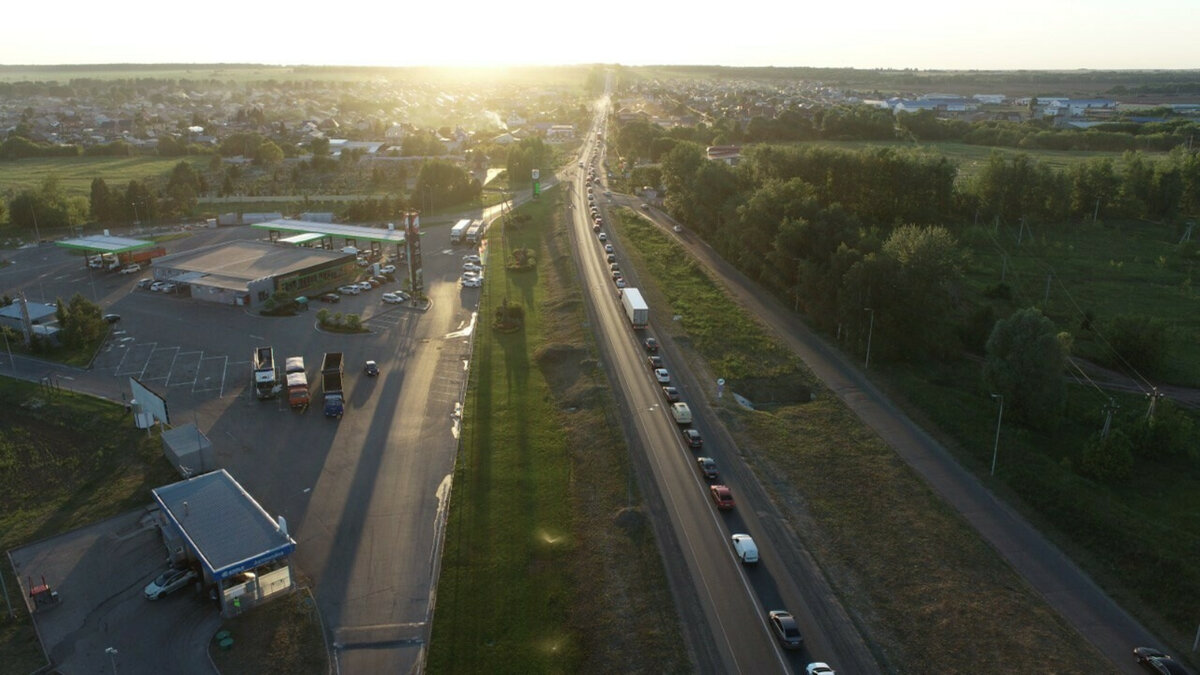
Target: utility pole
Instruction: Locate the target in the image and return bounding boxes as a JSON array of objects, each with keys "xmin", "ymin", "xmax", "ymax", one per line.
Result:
[
  {"xmin": 1043, "ymin": 272, "xmax": 1053, "ymax": 305},
  {"xmin": 1100, "ymin": 398, "xmax": 1118, "ymax": 441},
  {"xmin": 1145, "ymin": 387, "xmax": 1163, "ymax": 422},
  {"xmin": 30, "ymin": 204, "xmax": 42, "ymax": 245},
  {"xmin": 990, "ymin": 394, "xmax": 1004, "ymax": 476},
  {"xmin": 864, "ymin": 307, "xmax": 875, "ymax": 370},
  {"xmin": 1092, "ymin": 197, "xmax": 1101, "ymax": 225}
]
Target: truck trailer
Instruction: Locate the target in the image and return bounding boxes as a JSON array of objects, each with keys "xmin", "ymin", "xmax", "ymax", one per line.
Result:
[
  {"xmin": 321, "ymin": 352, "xmax": 345, "ymax": 418},
  {"xmin": 449, "ymin": 219, "xmax": 471, "ymax": 244},
  {"xmin": 619, "ymin": 288, "xmax": 649, "ymax": 329},
  {"xmin": 285, "ymin": 356, "xmax": 308, "ymax": 408},
  {"xmin": 252, "ymin": 346, "xmax": 277, "ymax": 399}
]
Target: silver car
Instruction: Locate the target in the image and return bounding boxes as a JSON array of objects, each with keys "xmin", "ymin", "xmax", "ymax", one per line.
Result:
[{"xmin": 144, "ymin": 567, "xmax": 197, "ymax": 600}]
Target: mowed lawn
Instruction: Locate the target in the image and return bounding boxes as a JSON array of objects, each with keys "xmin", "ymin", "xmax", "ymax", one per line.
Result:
[
  {"xmin": 613, "ymin": 208, "xmax": 1112, "ymax": 673},
  {"xmin": 427, "ymin": 191, "xmax": 686, "ymax": 674},
  {"xmin": 0, "ymin": 155, "xmax": 210, "ymax": 200}
]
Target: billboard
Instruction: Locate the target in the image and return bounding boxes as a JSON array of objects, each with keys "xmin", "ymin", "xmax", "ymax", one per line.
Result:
[
  {"xmin": 130, "ymin": 377, "xmax": 170, "ymax": 426},
  {"xmin": 405, "ymin": 212, "xmax": 424, "ymax": 293}
]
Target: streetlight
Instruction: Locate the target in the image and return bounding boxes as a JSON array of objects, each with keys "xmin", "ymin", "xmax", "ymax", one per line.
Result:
[
  {"xmin": 990, "ymin": 394, "xmax": 1004, "ymax": 476},
  {"xmin": 105, "ymin": 647, "xmax": 118, "ymax": 674},
  {"xmin": 130, "ymin": 202, "xmax": 140, "ymax": 226},
  {"xmin": 864, "ymin": 307, "xmax": 875, "ymax": 369}
]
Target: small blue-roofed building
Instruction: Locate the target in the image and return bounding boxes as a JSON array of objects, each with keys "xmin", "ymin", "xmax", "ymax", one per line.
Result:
[{"xmin": 152, "ymin": 469, "xmax": 296, "ymax": 616}]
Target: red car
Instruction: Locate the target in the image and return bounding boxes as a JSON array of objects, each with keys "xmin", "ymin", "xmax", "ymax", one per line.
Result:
[{"xmin": 710, "ymin": 485, "xmax": 735, "ymax": 510}]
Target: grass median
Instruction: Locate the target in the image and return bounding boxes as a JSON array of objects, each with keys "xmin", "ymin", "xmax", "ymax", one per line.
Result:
[
  {"xmin": 427, "ymin": 189, "xmax": 687, "ymax": 673},
  {"xmin": 612, "ymin": 207, "xmax": 1111, "ymax": 673}
]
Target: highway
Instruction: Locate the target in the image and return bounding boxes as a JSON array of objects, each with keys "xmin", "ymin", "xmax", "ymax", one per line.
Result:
[{"xmin": 569, "ymin": 92, "xmax": 878, "ymax": 674}]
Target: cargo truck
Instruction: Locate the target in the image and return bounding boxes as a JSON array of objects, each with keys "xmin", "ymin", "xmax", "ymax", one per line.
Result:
[
  {"xmin": 98, "ymin": 246, "xmax": 166, "ymax": 271},
  {"xmin": 449, "ymin": 219, "xmax": 471, "ymax": 244},
  {"xmin": 252, "ymin": 346, "xmax": 277, "ymax": 399},
  {"xmin": 285, "ymin": 356, "xmax": 309, "ymax": 408},
  {"xmin": 321, "ymin": 352, "xmax": 345, "ymax": 418},
  {"xmin": 619, "ymin": 288, "xmax": 649, "ymax": 329}
]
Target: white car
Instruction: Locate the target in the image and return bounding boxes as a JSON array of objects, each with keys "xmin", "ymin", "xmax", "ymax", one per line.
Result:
[
  {"xmin": 654, "ymin": 368, "xmax": 670, "ymax": 384},
  {"xmin": 144, "ymin": 567, "xmax": 197, "ymax": 600},
  {"xmin": 463, "ymin": 263, "xmax": 483, "ymax": 273},
  {"xmin": 731, "ymin": 534, "xmax": 759, "ymax": 564},
  {"xmin": 463, "ymin": 254, "xmax": 481, "ymax": 264},
  {"xmin": 598, "ymin": 233, "xmax": 607, "ymax": 241},
  {"xmin": 356, "ymin": 281, "xmax": 373, "ymax": 291},
  {"xmin": 337, "ymin": 284, "xmax": 361, "ymax": 295},
  {"xmin": 159, "ymin": 282, "xmax": 177, "ymax": 293},
  {"xmin": 119, "ymin": 264, "xmax": 141, "ymax": 274},
  {"xmin": 149, "ymin": 281, "xmax": 166, "ymax": 292},
  {"xmin": 380, "ymin": 264, "xmax": 396, "ymax": 275},
  {"xmin": 604, "ymin": 244, "xmax": 614, "ymax": 253},
  {"xmin": 806, "ymin": 664, "xmax": 836, "ymax": 675},
  {"xmin": 462, "ymin": 276, "xmax": 482, "ymax": 288}
]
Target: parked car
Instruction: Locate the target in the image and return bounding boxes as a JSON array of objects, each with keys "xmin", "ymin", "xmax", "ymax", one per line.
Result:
[
  {"xmin": 462, "ymin": 276, "xmax": 482, "ymax": 288},
  {"xmin": 640, "ymin": 203, "xmax": 650, "ymax": 210},
  {"xmin": 768, "ymin": 610, "xmax": 803, "ymax": 649},
  {"xmin": 150, "ymin": 281, "xmax": 167, "ymax": 292},
  {"xmin": 364, "ymin": 360, "xmax": 379, "ymax": 376},
  {"xmin": 356, "ymin": 281, "xmax": 373, "ymax": 291},
  {"xmin": 338, "ymin": 285, "xmax": 361, "ymax": 295},
  {"xmin": 144, "ymin": 567, "xmax": 197, "ymax": 600},
  {"xmin": 159, "ymin": 282, "xmax": 177, "ymax": 293},
  {"xmin": 710, "ymin": 485, "xmax": 735, "ymax": 510},
  {"xmin": 119, "ymin": 264, "xmax": 141, "ymax": 274},
  {"xmin": 319, "ymin": 293, "xmax": 341, "ymax": 303},
  {"xmin": 380, "ymin": 264, "xmax": 396, "ymax": 274},
  {"xmin": 136, "ymin": 278, "xmax": 154, "ymax": 289},
  {"xmin": 463, "ymin": 254, "xmax": 482, "ymax": 264},
  {"xmin": 382, "ymin": 292, "xmax": 405, "ymax": 304},
  {"xmin": 464, "ymin": 263, "xmax": 483, "ymax": 273},
  {"xmin": 696, "ymin": 456, "xmax": 718, "ymax": 479},
  {"xmin": 103, "ymin": 313, "xmax": 121, "ymax": 324},
  {"xmin": 365, "ymin": 278, "xmax": 382, "ymax": 288}
]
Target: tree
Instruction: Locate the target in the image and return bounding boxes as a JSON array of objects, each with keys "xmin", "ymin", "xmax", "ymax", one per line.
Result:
[
  {"xmin": 983, "ymin": 308, "xmax": 1067, "ymax": 430},
  {"xmin": 90, "ymin": 177, "xmax": 114, "ymax": 222},
  {"xmin": 255, "ymin": 140, "xmax": 284, "ymax": 166},
  {"xmin": 1101, "ymin": 314, "xmax": 1168, "ymax": 374},
  {"xmin": 58, "ymin": 293, "xmax": 106, "ymax": 349}
]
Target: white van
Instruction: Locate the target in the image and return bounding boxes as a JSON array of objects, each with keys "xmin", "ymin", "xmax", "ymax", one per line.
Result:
[
  {"xmin": 670, "ymin": 402, "xmax": 692, "ymax": 425},
  {"xmin": 731, "ymin": 534, "xmax": 758, "ymax": 564}
]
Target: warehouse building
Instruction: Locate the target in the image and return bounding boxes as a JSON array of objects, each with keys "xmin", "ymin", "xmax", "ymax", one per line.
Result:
[{"xmin": 151, "ymin": 240, "xmax": 356, "ymax": 308}]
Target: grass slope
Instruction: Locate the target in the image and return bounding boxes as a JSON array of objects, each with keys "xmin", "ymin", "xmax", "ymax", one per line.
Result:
[
  {"xmin": 613, "ymin": 207, "xmax": 1111, "ymax": 673},
  {"xmin": 0, "ymin": 155, "xmax": 211, "ymax": 199},
  {"xmin": 427, "ymin": 190, "xmax": 687, "ymax": 673}
]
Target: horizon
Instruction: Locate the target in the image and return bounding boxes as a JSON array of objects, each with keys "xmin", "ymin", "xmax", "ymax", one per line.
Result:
[{"xmin": 5, "ymin": 0, "xmax": 1198, "ymax": 72}]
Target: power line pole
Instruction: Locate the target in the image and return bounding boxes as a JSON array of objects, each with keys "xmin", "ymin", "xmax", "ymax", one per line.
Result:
[{"xmin": 1100, "ymin": 398, "xmax": 1118, "ymax": 441}]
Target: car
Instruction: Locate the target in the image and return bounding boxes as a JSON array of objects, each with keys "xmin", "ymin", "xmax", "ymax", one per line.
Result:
[
  {"xmin": 643, "ymin": 337, "xmax": 659, "ymax": 352},
  {"xmin": 653, "ymin": 368, "xmax": 670, "ymax": 384},
  {"xmin": 380, "ymin": 264, "xmax": 396, "ymax": 275},
  {"xmin": 606, "ymin": 254, "xmax": 616, "ymax": 264},
  {"xmin": 768, "ymin": 610, "xmax": 803, "ymax": 649},
  {"xmin": 598, "ymin": 233, "xmax": 607, "ymax": 241},
  {"xmin": 356, "ymin": 281, "xmax": 373, "ymax": 291},
  {"xmin": 592, "ymin": 224, "xmax": 602, "ymax": 233},
  {"xmin": 160, "ymin": 282, "xmax": 177, "ymax": 293},
  {"xmin": 144, "ymin": 567, "xmax": 198, "ymax": 600},
  {"xmin": 356, "ymin": 258, "xmax": 371, "ymax": 267},
  {"xmin": 647, "ymin": 355, "xmax": 664, "ymax": 369},
  {"xmin": 611, "ymin": 271, "xmax": 623, "ymax": 281},
  {"xmin": 614, "ymin": 278, "xmax": 627, "ymax": 290},
  {"xmin": 463, "ymin": 254, "xmax": 481, "ymax": 264},
  {"xmin": 673, "ymin": 225, "xmax": 683, "ymax": 233},
  {"xmin": 462, "ymin": 276, "xmax": 482, "ymax": 288},
  {"xmin": 382, "ymin": 292, "xmax": 405, "ymax": 304},
  {"xmin": 102, "ymin": 313, "xmax": 121, "ymax": 324},
  {"xmin": 640, "ymin": 203, "xmax": 650, "ymax": 210},
  {"xmin": 1135, "ymin": 648, "xmax": 1189, "ymax": 675},
  {"xmin": 696, "ymin": 456, "xmax": 718, "ymax": 479},
  {"xmin": 609, "ymin": 263, "xmax": 620, "ymax": 272},
  {"xmin": 604, "ymin": 244, "xmax": 614, "ymax": 253},
  {"xmin": 119, "ymin": 264, "xmax": 141, "ymax": 274},
  {"xmin": 464, "ymin": 263, "xmax": 483, "ymax": 273},
  {"xmin": 710, "ymin": 485, "xmax": 735, "ymax": 510},
  {"xmin": 364, "ymin": 360, "xmax": 379, "ymax": 376},
  {"xmin": 683, "ymin": 428, "xmax": 703, "ymax": 448},
  {"xmin": 337, "ymin": 284, "xmax": 361, "ymax": 295},
  {"xmin": 150, "ymin": 281, "xmax": 166, "ymax": 292},
  {"xmin": 731, "ymin": 533, "xmax": 758, "ymax": 563},
  {"xmin": 661, "ymin": 386, "xmax": 680, "ymax": 402},
  {"xmin": 319, "ymin": 292, "xmax": 341, "ymax": 303},
  {"xmin": 366, "ymin": 278, "xmax": 382, "ymax": 288},
  {"xmin": 136, "ymin": 278, "xmax": 154, "ymax": 289},
  {"xmin": 806, "ymin": 664, "xmax": 836, "ymax": 675}
]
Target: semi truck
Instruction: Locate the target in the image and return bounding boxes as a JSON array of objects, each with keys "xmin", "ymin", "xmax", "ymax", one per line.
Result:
[
  {"xmin": 619, "ymin": 288, "xmax": 649, "ymax": 329},
  {"xmin": 465, "ymin": 219, "xmax": 486, "ymax": 244},
  {"xmin": 285, "ymin": 356, "xmax": 309, "ymax": 408},
  {"xmin": 89, "ymin": 247, "xmax": 167, "ymax": 271},
  {"xmin": 321, "ymin": 352, "xmax": 345, "ymax": 418},
  {"xmin": 252, "ymin": 346, "xmax": 277, "ymax": 399},
  {"xmin": 449, "ymin": 219, "xmax": 471, "ymax": 244}
]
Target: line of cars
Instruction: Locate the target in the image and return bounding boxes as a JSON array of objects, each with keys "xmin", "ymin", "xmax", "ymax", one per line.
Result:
[
  {"xmin": 461, "ymin": 252, "xmax": 483, "ymax": 288},
  {"xmin": 136, "ymin": 277, "xmax": 179, "ymax": 293},
  {"xmin": 608, "ymin": 184, "xmax": 835, "ymax": 670}
]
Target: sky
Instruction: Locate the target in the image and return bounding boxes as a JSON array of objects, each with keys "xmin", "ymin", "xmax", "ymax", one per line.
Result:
[{"xmin": 3, "ymin": 0, "xmax": 1198, "ymax": 70}]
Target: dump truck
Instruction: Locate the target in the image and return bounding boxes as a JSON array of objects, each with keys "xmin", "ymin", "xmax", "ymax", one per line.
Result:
[
  {"xmin": 619, "ymin": 288, "xmax": 649, "ymax": 329},
  {"xmin": 252, "ymin": 346, "xmax": 277, "ymax": 399},
  {"xmin": 321, "ymin": 352, "xmax": 344, "ymax": 418},
  {"xmin": 285, "ymin": 356, "xmax": 308, "ymax": 408}
]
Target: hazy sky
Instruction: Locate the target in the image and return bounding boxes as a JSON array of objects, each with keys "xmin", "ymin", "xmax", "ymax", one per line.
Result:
[{"xmin": 3, "ymin": 0, "xmax": 1196, "ymax": 70}]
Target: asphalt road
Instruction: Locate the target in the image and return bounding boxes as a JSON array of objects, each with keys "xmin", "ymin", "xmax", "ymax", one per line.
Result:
[
  {"xmin": 628, "ymin": 201, "xmax": 1171, "ymax": 674},
  {"xmin": 576, "ymin": 100, "xmax": 877, "ymax": 674}
]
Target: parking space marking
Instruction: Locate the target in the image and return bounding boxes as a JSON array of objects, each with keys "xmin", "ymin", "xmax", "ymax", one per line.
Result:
[
  {"xmin": 115, "ymin": 342, "xmax": 157, "ymax": 377},
  {"xmin": 167, "ymin": 351, "xmax": 203, "ymax": 387},
  {"xmin": 194, "ymin": 356, "xmax": 229, "ymax": 394},
  {"xmin": 140, "ymin": 346, "xmax": 180, "ymax": 382}
]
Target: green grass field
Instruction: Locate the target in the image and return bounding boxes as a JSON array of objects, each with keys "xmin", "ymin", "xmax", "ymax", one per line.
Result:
[
  {"xmin": 613, "ymin": 207, "xmax": 1112, "ymax": 673},
  {"xmin": 0, "ymin": 380, "xmax": 180, "ymax": 672},
  {"xmin": 427, "ymin": 189, "xmax": 686, "ymax": 673},
  {"xmin": 0, "ymin": 155, "xmax": 211, "ymax": 199}
]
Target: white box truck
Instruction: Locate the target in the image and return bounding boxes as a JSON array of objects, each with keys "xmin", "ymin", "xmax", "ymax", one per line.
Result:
[{"xmin": 619, "ymin": 288, "xmax": 648, "ymax": 328}]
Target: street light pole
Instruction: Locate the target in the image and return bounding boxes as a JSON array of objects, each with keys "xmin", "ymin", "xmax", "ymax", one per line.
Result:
[
  {"xmin": 105, "ymin": 647, "xmax": 118, "ymax": 674},
  {"xmin": 990, "ymin": 394, "xmax": 1004, "ymax": 476},
  {"xmin": 131, "ymin": 202, "xmax": 140, "ymax": 226},
  {"xmin": 864, "ymin": 307, "xmax": 875, "ymax": 369}
]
